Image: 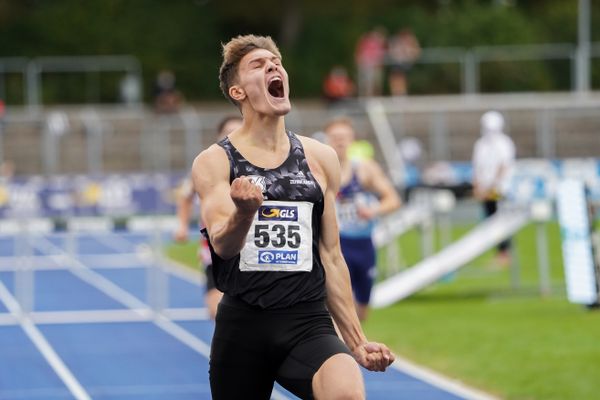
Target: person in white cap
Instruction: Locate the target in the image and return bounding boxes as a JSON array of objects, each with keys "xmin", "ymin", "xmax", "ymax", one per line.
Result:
[{"xmin": 471, "ymin": 110, "xmax": 515, "ymax": 265}]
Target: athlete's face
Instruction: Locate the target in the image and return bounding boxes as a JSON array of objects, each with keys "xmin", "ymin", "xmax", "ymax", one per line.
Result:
[
  {"xmin": 326, "ymin": 123, "xmax": 355, "ymax": 160},
  {"xmin": 231, "ymin": 48, "xmax": 291, "ymax": 117}
]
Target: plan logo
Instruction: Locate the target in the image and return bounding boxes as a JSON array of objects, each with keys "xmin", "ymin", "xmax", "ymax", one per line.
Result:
[
  {"xmin": 258, "ymin": 250, "xmax": 298, "ymax": 265},
  {"xmin": 258, "ymin": 205, "xmax": 298, "ymax": 221}
]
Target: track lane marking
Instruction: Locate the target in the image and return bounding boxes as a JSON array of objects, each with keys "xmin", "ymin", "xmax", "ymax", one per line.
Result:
[{"xmin": 0, "ymin": 281, "xmax": 92, "ymax": 400}]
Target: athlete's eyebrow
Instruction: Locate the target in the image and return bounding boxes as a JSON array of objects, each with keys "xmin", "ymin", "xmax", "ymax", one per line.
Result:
[
  {"xmin": 248, "ymin": 58, "xmax": 264, "ymax": 67},
  {"xmin": 247, "ymin": 55, "xmax": 281, "ymax": 67}
]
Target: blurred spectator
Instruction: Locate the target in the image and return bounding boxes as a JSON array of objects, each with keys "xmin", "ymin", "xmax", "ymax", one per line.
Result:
[
  {"xmin": 153, "ymin": 69, "xmax": 183, "ymax": 114},
  {"xmin": 387, "ymin": 28, "xmax": 421, "ymax": 96},
  {"xmin": 398, "ymin": 136, "xmax": 424, "ymax": 171},
  {"xmin": 322, "ymin": 65, "xmax": 355, "ymax": 106},
  {"xmin": 355, "ymin": 27, "xmax": 387, "ymax": 97},
  {"xmin": 397, "ymin": 136, "xmax": 425, "ymax": 192},
  {"xmin": 472, "ymin": 110, "xmax": 515, "ymax": 265}
]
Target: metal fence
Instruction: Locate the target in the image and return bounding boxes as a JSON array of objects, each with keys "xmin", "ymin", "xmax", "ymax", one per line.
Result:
[
  {"xmin": 362, "ymin": 94, "xmax": 600, "ymax": 187},
  {"xmin": 0, "ymin": 107, "xmax": 203, "ymax": 176},
  {"xmin": 1, "ymin": 91, "xmax": 599, "ymax": 178},
  {"xmin": 362, "ymin": 42, "xmax": 600, "ymax": 95}
]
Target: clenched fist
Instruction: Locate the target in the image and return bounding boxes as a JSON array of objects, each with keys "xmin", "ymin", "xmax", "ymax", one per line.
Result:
[
  {"xmin": 352, "ymin": 341, "xmax": 395, "ymax": 372},
  {"xmin": 230, "ymin": 176, "xmax": 263, "ymax": 217}
]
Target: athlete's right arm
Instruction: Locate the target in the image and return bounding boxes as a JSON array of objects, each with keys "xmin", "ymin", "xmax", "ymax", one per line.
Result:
[{"xmin": 191, "ymin": 145, "xmax": 263, "ymax": 260}]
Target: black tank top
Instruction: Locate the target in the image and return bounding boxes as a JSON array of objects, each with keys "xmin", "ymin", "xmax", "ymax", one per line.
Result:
[{"xmin": 205, "ymin": 131, "xmax": 326, "ymax": 309}]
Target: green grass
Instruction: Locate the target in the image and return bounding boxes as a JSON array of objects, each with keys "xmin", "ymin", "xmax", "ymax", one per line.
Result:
[
  {"xmin": 366, "ymin": 222, "xmax": 600, "ymax": 400},
  {"xmin": 165, "ymin": 222, "xmax": 600, "ymax": 400},
  {"xmin": 164, "ymin": 240, "xmax": 201, "ymax": 271}
]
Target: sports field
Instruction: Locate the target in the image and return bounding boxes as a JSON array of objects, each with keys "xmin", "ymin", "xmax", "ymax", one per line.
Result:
[
  {"xmin": 0, "ymin": 229, "xmax": 486, "ymax": 400},
  {"xmin": 167, "ymin": 221, "xmax": 600, "ymax": 400}
]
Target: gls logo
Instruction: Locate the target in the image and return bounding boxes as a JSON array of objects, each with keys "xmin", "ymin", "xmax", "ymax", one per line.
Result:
[{"xmin": 258, "ymin": 205, "xmax": 297, "ymax": 221}]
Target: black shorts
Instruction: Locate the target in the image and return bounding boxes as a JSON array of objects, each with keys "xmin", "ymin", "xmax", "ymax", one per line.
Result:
[
  {"xmin": 205, "ymin": 263, "xmax": 216, "ymax": 292},
  {"xmin": 209, "ymin": 294, "xmax": 351, "ymax": 400}
]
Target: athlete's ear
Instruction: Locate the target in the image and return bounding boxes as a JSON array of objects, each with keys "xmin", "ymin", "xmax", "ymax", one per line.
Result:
[{"xmin": 229, "ymin": 85, "xmax": 246, "ymax": 102}]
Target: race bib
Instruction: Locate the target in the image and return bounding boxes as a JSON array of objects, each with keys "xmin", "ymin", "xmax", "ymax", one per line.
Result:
[{"xmin": 240, "ymin": 201, "xmax": 313, "ymax": 272}]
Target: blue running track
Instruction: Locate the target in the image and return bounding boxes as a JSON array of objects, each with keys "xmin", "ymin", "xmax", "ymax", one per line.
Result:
[{"xmin": 0, "ymin": 231, "xmax": 488, "ymax": 400}]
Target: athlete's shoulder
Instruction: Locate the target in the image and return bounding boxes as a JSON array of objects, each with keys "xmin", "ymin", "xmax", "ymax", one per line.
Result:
[
  {"xmin": 296, "ymin": 134, "xmax": 340, "ymax": 192},
  {"xmin": 192, "ymin": 144, "xmax": 229, "ymax": 183},
  {"xmin": 358, "ymin": 157, "xmax": 382, "ymax": 173}
]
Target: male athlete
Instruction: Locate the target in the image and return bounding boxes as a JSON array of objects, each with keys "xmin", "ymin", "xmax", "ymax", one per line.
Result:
[
  {"xmin": 325, "ymin": 117, "xmax": 401, "ymax": 321},
  {"xmin": 192, "ymin": 34, "xmax": 394, "ymax": 399},
  {"xmin": 472, "ymin": 110, "xmax": 515, "ymax": 265},
  {"xmin": 174, "ymin": 115, "xmax": 242, "ymax": 319}
]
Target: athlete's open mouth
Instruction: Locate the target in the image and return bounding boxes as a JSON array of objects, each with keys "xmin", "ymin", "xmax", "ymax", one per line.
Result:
[{"xmin": 268, "ymin": 78, "xmax": 285, "ymax": 98}]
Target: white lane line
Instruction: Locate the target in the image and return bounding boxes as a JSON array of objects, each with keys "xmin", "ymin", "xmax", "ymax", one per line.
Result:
[
  {"xmin": 153, "ymin": 315, "xmax": 291, "ymax": 400},
  {"xmin": 153, "ymin": 314, "xmax": 211, "ymax": 358},
  {"xmin": 160, "ymin": 257, "xmax": 205, "ymax": 285},
  {"xmin": 163, "ymin": 307, "xmax": 208, "ymax": 321},
  {"xmin": 85, "ymin": 383, "xmax": 210, "ymax": 397},
  {"xmin": 101, "ymin": 231, "xmax": 205, "ymax": 285},
  {"xmin": 270, "ymin": 388, "xmax": 293, "ymax": 400},
  {"xmin": 73, "ymin": 253, "xmax": 148, "ymax": 267},
  {"xmin": 38, "ymin": 232, "xmax": 291, "ymax": 400},
  {"xmin": 391, "ymin": 354, "xmax": 500, "ymax": 400},
  {"xmin": 0, "ymin": 254, "xmax": 66, "ymax": 271},
  {"xmin": 1, "ymin": 254, "xmax": 151, "ymax": 271},
  {"xmin": 0, "ymin": 313, "xmax": 18, "ymax": 326},
  {"xmin": 25, "ymin": 307, "xmax": 207, "ymax": 325},
  {"xmin": 0, "ymin": 281, "xmax": 92, "ymax": 400},
  {"xmin": 34, "ymin": 237, "xmax": 150, "ymax": 312},
  {"xmin": 0, "ymin": 282, "xmax": 21, "ymax": 314},
  {"xmin": 82, "ymin": 232, "xmax": 146, "ymax": 253},
  {"xmin": 30, "ymin": 309, "xmax": 153, "ymax": 325}
]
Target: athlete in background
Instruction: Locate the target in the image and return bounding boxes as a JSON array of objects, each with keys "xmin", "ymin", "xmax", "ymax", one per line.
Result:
[
  {"xmin": 325, "ymin": 117, "xmax": 401, "ymax": 321},
  {"xmin": 174, "ymin": 115, "xmax": 242, "ymax": 319},
  {"xmin": 471, "ymin": 110, "xmax": 515, "ymax": 265},
  {"xmin": 193, "ymin": 34, "xmax": 394, "ymax": 399}
]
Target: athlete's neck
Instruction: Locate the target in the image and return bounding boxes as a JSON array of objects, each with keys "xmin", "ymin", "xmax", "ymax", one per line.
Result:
[
  {"xmin": 338, "ymin": 153, "xmax": 350, "ymax": 169},
  {"xmin": 238, "ymin": 114, "xmax": 287, "ymax": 152}
]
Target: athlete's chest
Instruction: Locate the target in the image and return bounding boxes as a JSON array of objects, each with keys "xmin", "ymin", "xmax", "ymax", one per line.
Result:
[{"xmin": 243, "ymin": 168, "xmax": 323, "ymax": 203}]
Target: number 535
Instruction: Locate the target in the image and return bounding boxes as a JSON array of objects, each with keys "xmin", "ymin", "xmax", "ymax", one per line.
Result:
[{"xmin": 254, "ymin": 224, "xmax": 301, "ymax": 249}]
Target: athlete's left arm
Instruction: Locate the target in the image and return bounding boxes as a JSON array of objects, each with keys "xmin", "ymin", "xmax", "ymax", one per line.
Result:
[
  {"xmin": 305, "ymin": 139, "xmax": 394, "ymax": 372},
  {"xmin": 360, "ymin": 159, "xmax": 402, "ymax": 219}
]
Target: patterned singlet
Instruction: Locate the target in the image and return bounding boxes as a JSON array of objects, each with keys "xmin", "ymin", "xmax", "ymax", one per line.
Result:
[{"xmin": 205, "ymin": 131, "xmax": 326, "ymax": 309}]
